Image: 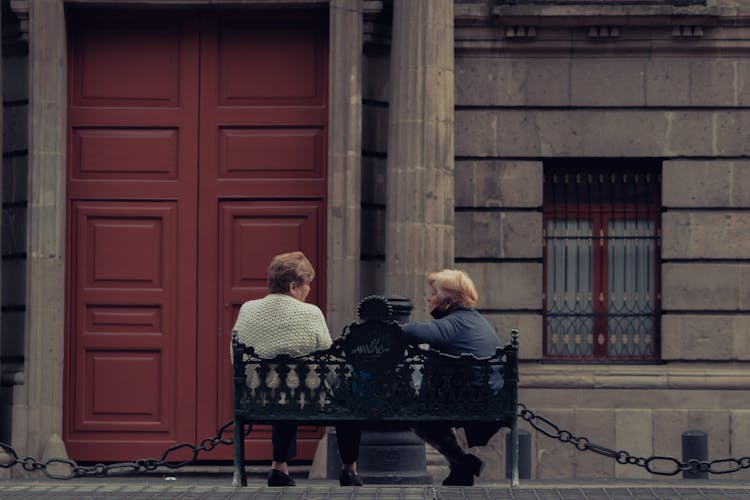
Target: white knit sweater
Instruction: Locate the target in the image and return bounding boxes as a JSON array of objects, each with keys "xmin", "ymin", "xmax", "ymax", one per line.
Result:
[{"xmin": 232, "ymin": 294, "xmax": 332, "ymax": 359}]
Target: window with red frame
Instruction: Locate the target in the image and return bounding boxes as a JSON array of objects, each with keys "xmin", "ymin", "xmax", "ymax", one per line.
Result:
[{"xmin": 543, "ymin": 161, "xmax": 661, "ymax": 362}]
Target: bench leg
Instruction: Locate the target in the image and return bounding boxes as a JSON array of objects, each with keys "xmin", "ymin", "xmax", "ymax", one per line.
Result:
[
  {"xmin": 510, "ymin": 418, "xmax": 519, "ymax": 487},
  {"xmin": 233, "ymin": 420, "xmax": 248, "ymax": 487}
]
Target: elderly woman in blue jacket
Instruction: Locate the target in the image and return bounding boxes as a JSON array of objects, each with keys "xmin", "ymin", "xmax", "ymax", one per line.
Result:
[{"xmin": 402, "ymin": 269, "xmax": 503, "ymax": 486}]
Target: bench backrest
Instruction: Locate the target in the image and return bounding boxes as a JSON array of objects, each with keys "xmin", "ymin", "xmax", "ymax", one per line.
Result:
[{"xmin": 232, "ymin": 319, "xmax": 518, "ymax": 424}]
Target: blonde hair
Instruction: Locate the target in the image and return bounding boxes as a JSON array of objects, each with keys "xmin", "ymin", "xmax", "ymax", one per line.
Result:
[
  {"xmin": 427, "ymin": 269, "xmax": 478, "ymax": 309},
  {"xmin": 267, "ymin": 251, "xmax": 315, "ymax": 294}
]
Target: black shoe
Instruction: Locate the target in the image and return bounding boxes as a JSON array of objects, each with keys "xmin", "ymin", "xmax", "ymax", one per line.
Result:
[
  {"xmin": 462, "ymin": 453, "xmax": 484, "ymax": 477},
  {"xmin": 339, "ymin": 469, "xmax": 364, "ymax": 486},
  {"xmin": 268, "ymin": 469, "xmax": 296, "ymax": 487},
  {"xmin": 442, "ymin": 467, "xmax": 474, "ymax": 486},
  {"xmin": 442, "ymin": 453, "xmax": 484, "ymax": 486}
]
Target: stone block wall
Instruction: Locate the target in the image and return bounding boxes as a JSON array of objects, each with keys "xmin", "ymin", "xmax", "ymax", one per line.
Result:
[
  {"xmin": 662, "ymin": 160, "xmax": 750, "ymax": 360},
  {"xmin": 454, "ymin": 161, "xmax": 543, "ymax": 355},
  {"xmin": 452, "ymin": 2, "xmax": 750, "ymax": 480}
]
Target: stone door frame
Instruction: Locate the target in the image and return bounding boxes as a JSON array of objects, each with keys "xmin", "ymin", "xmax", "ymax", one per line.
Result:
[{"xmin": 20, "ymin": 0, "xmax": 361, "ymax": 461}]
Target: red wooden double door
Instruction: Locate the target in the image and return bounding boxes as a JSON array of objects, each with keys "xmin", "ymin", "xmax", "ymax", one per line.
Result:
[{"xmin": 65, "ymin": 9, "xmax": 328, "ymax": 461}]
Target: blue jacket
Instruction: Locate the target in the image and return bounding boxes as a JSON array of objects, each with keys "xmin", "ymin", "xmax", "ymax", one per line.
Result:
[
  {"xmin": 402, "ymin": 308, "xmax": 504, "ymax": 391},
  {"xmin": 402, "ymin": 308, "xmax": 501, "ymax": 357},
  {"xmin": 402, "ymin": 308, "xmax": 510, "ymax": 447}
]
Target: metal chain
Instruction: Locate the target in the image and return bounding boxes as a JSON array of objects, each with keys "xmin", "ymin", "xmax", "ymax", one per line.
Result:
[
  {"xmin": 3, "ymin": 405, "xmax": 750, "ymax": 479},
  {"xmin": 519, "ymin": 403, "xmax": 750, "ymax": 476},
  {"xmin": 0, "ymin": 419, "xmax": 247, "ymax": 480}
]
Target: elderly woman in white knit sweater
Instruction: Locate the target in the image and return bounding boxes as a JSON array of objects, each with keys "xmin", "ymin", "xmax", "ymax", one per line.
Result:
[{"xmin": 233, "ymin": 251, "xmax": 363, "ymax": 487}]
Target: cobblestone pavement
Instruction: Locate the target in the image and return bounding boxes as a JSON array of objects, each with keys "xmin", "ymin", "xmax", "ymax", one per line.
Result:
[{"xmin": 1, "ymin": 476, "xmax": 750, "ymax": 500}]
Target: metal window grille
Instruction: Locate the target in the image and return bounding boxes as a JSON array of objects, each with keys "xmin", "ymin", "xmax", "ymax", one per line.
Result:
[{"xmin": 543, "ymin": 161, "xmax": 661, "ymax": 362}]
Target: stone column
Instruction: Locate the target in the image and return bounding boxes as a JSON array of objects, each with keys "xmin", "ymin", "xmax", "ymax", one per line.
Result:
[
  {"xmin": 385, "ymin": 0, "xmax": 454, "ymax": 320},
  {"xmin": 327, "ymin": 0, "xmax": 363, "ymax": 336},
  {"xmin": 0, "ymin": 0, "xmax": 4, "ymax": 439},
  {"xmin": 17, "ymin": 0, "xmax": 68, "ymax": 463},
  {"xmin": 312, "ymin": 2, "xmax": 365, "ymax": 479}
]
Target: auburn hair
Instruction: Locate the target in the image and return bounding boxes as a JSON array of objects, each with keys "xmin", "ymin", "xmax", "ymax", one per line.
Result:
[{"xmin": 267, "ymin": 251, "xmax": 315, "ymax": 294}]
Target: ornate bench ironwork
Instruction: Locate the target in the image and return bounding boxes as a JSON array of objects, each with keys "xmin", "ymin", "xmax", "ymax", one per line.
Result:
[{"xmin": 231, "ymin": 317, "xmax": 520, "ymax": 487}]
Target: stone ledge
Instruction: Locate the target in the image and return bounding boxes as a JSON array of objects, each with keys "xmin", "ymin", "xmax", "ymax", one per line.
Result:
[
  {"xmin": 520, "ymin": 362, "xmax": 750, "ymax": 389},
  {"xmin": 490, "ymin": 3, "xmax": 719, "ymax": 27}
]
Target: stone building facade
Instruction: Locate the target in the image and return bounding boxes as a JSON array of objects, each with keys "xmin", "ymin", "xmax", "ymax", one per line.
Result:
[{"xmin": 2, "ymin": 0, "xmax": 750, "ymax": 481}]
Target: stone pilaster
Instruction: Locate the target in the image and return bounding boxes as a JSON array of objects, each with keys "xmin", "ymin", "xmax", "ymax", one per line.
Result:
[
  {"xmin": 16, "ymin": 0, "xmax": 67, "ymax": 463},
  {"xmin": 0, "ymin": 0, "xmax": 4, "ymax": 456},
  {"xmin": 385, "ymin": 0, "xmax": 454, "ymax": 319},
  {"xmin": 327, "ymin": 0, "xmax": 362, "ymax": 336}
]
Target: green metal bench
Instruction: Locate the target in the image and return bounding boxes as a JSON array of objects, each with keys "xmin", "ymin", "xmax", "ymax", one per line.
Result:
[{"xmin": 231, "ymin": 316, "xmax": 520, "ymax": 487}]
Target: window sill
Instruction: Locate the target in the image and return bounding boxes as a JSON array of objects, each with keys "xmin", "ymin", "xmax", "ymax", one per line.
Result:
[{"xmin": 519, "ymin": 361, "xmax": 750, "ymax": 390}]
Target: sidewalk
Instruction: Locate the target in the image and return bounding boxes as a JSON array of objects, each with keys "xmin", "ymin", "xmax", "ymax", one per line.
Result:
[{"xmin": 1, "ymin": 470, "xmax": 749, "ymax": 499}]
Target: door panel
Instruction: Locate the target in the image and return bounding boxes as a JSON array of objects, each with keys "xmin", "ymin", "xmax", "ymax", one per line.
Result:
[
  {"xmin": 200, "ymin": 12, "xmax": 327, "ymax": 199},
  {"xmin": 66, "ymin": 11, "xmax": 199, "ymax": 460},
  {"xmin": 66, "ymin": 9, "xmax": 327, "ymax": 462},
  {"xmin": 196, "ymin": 12, "xmax": 328, "ymax": 460},
  {"xmin": 70, "ymin": 14, "xmax": 182, "ymax": 108},
  {"xmin": 66, "ymin": 201, "xmax": 196, "ymax": 459},
  {"xmin": 219, "ymin": 127, "xmax": 326, "ymax": 179},
  {"xmin": 214, "ymin": 16, "xmax": 327, "ymax": 106},
  {"xmin": 67, "ymin": 10, "xmax": 199, "ymax": 201},
  {"xmin": 215, "ymin": 202, "xmax": 325, "ymax": 458},
  {"xmin": 72, "ymin": 129, "xmax": 179, "ymax": 179}
]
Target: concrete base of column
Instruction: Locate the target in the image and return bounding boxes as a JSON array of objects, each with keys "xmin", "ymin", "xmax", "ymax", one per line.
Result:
[{"xmin": 356, "ymin": 426, "xmax": 432, "ymax": 484}]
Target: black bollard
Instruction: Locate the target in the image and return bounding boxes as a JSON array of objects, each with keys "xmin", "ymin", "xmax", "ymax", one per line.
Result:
[
  {"xmin": 506, "ymin": 429, "xmax": 531, "ymax": 480},
  {"xmin": 682, "ymin": 430, "xmax": 708, "ymax": 479},
  {"xmin": 354, "ymin": 295, "xmax": 432, "ymax": 484}
]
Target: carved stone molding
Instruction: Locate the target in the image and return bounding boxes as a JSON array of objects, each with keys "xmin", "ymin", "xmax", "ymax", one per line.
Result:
[
  {"xmin": 362, "ymin": 0, "xmax": 391, "ymax": 49},
  {"xmin": 505, "ymin": 25, "xmax": 537, "ymax": 39},
  {"xmin": 455, "ymin": 4, "xmax": 733, "ymax": 57},
  {"xmin": 672, "ymin": 25, "xmax": 704, "ymax": 37},
  {"xmin": 9, "ymin": 0, "xmax": 30, "ymax": 39},
  {"xmin": 588, "ymin": 25, "xmax": 620, "ymax": 39},
  {"xmin": 489, "ymin": 1, "xmax": 718, "ymax": 28}
]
